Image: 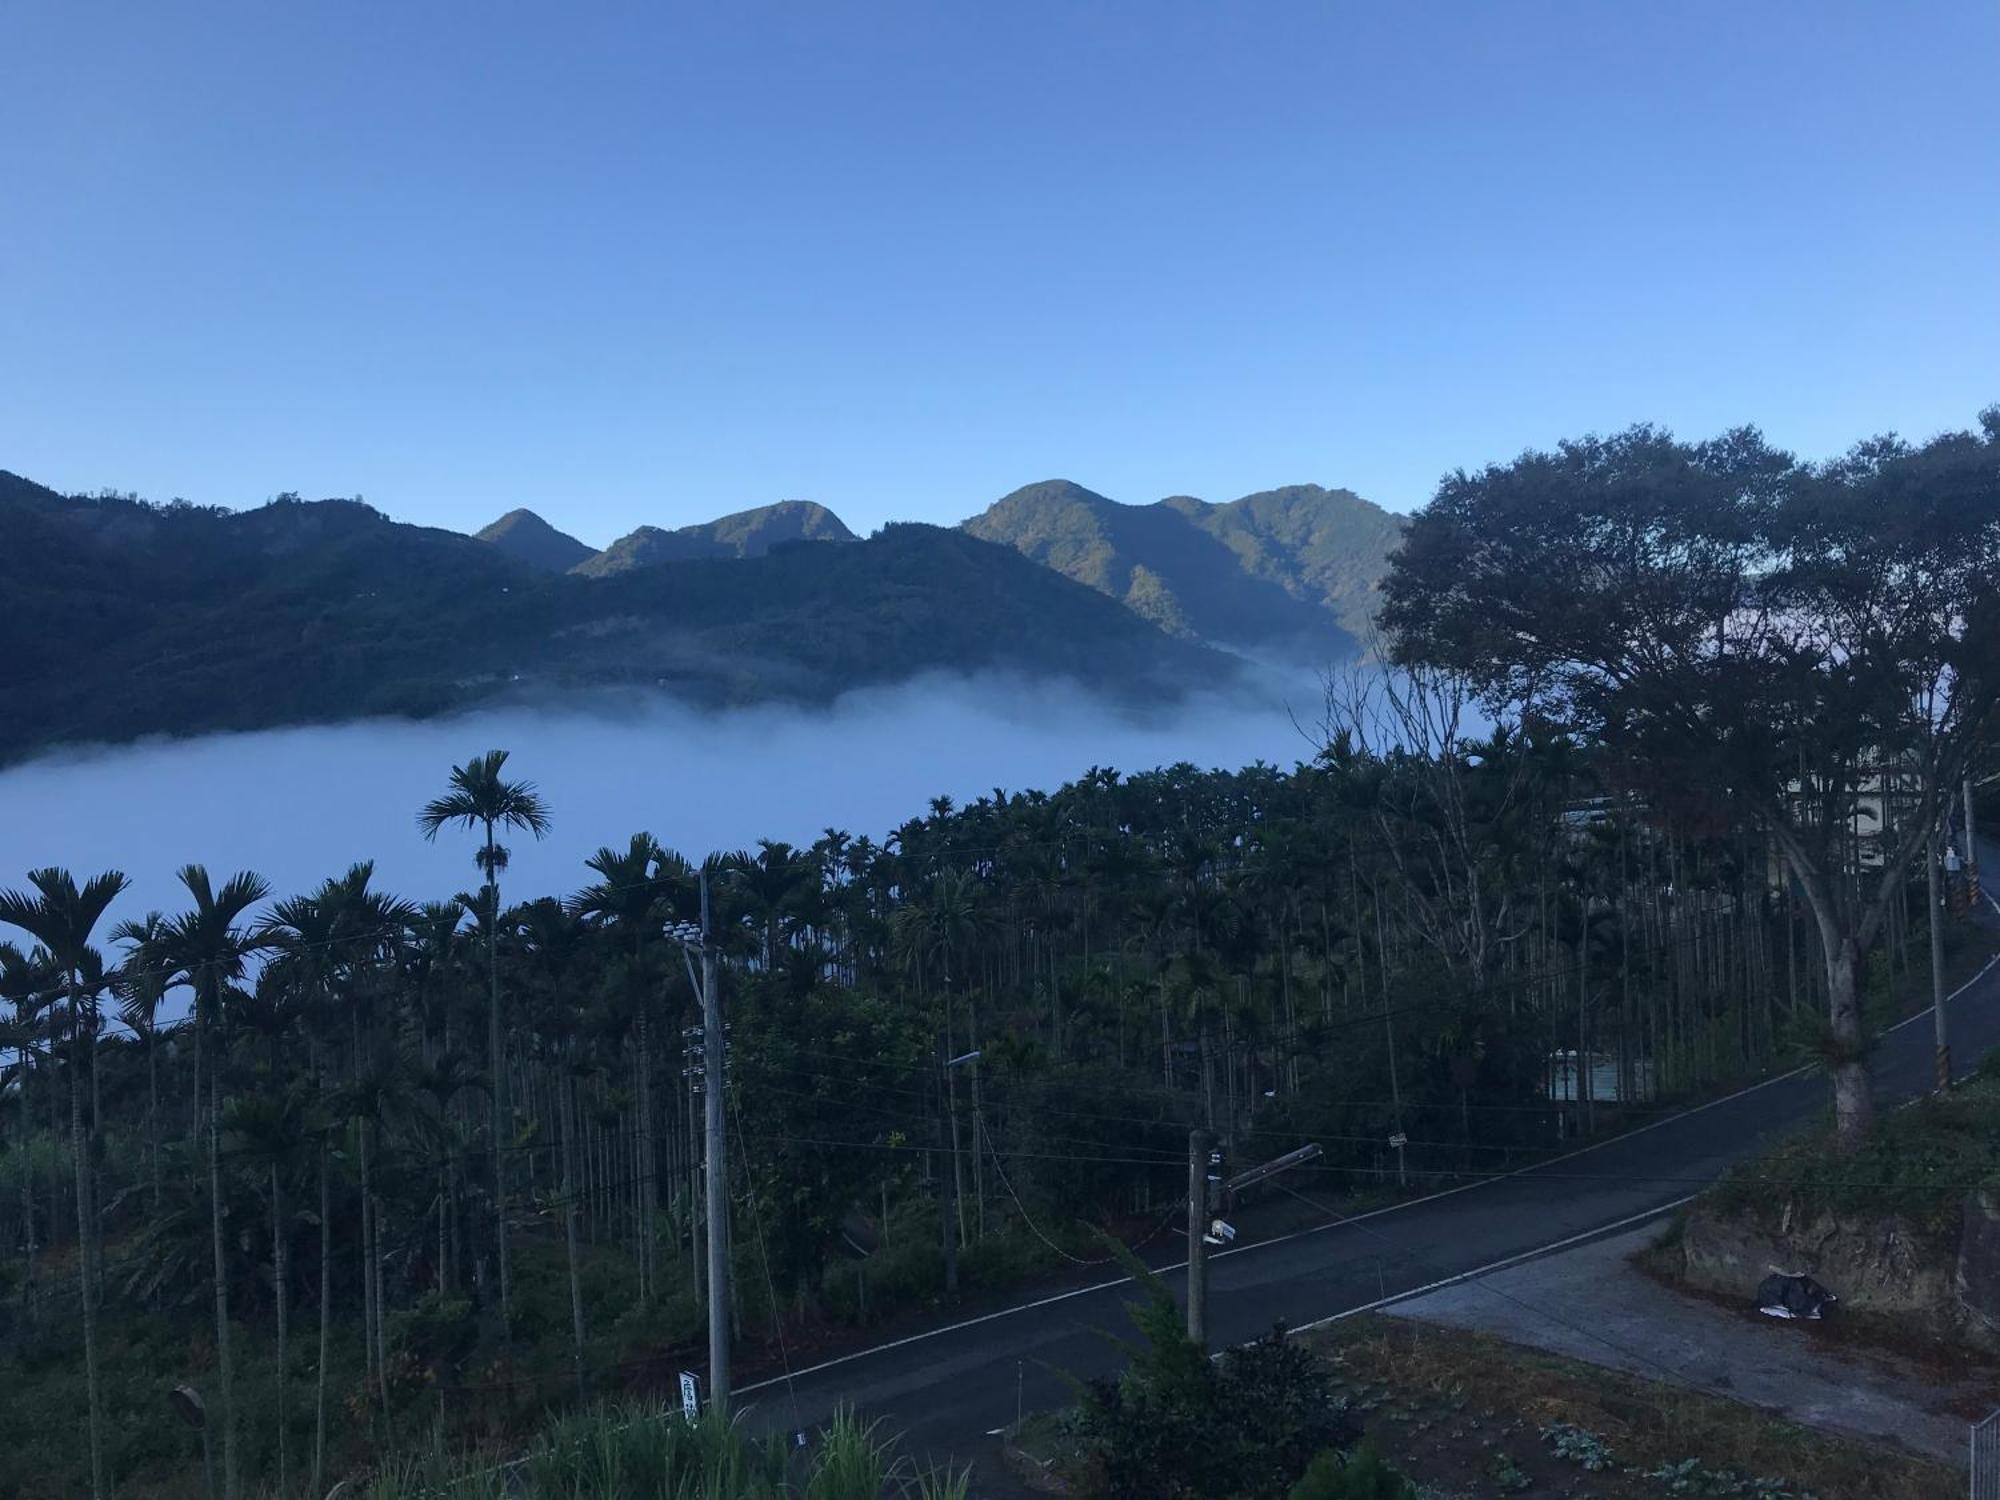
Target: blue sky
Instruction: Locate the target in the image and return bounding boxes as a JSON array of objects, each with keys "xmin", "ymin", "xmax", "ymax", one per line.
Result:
[{"xmin": 3, "ymin": 2, "xmax": 1994, "ymax": 545}]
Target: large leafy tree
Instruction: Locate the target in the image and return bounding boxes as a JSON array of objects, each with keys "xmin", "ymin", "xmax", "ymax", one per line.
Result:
[
  {"xmin": 0, "ymin": 866, "xmax": 128, "ymax": 1500},
  {"xmin": 417, "ymin": 749, "xmax": 550, "ymax": 1324},
  {"xmin": 1378, "ymin": 413, "xmax": 2000, "ymax": 1146}
]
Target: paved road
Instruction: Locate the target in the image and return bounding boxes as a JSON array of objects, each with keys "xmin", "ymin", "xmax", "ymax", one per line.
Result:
[{"xmin": 738, "ymin": 874, "xmax": 2000, "ymax": 1479}]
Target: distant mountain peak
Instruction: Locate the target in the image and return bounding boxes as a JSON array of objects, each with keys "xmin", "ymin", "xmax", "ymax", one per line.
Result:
[
  {"xmin": 573, "ymin": 499, "xmax": 857, "ymax": 576},
  {"xmin": 475, "ymin": 508, "xmax": 596, "ymax": 572},
  {"xmin": 963, "ymin": 479, "xmax": 1403, "ymax": 656}
]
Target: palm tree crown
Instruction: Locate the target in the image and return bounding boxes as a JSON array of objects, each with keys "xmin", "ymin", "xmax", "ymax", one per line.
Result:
[{"xmin": 417, "ymin": 749, "xmax": 552, "ymax": 879}]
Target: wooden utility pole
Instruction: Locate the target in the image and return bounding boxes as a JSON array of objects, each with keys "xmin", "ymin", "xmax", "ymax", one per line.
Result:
[
  {"xmin": 1187, "ymin": 1129, "xmax": 1212, "ymax": 1347},
  {"xmin": 940, "ymin": 1048, "xmax": 956, "ymax": 1296},
  {"xmin": 1969, "ymin": 777, "xmax": 1982, "ymax": 905},
  {"xmin": 1929, "ymin": 820, "xmax": 1950, "ymax": 1090},
  {"xmin": 940, "ymin": 1044, "xmax": 963, "ymax": 1296},
  {"xmin": 701, "ymin": 870, "xmax": 730, "ymax": 1413}
]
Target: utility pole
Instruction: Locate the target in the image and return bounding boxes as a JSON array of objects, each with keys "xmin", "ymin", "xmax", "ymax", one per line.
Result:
[
  {"xmin": 939, "ymin": 1045, "xmax": 960, "ymax": 1296},
  {"xmin": 1187, "ymin": 1129, "xmax": 1212, "ymax": 1348},
  {"xmin": 1969, "ymin": 776, "xmax": 1982, "ymax": 905},
  {"xmin": 700, "ymin": 869, "xmax": 729, "ymax": 1415},
  {"xmin": 1929, "ymin": 817, "xmax": 1950, "ymax": 1090},
  {"xmin": 938, "ymin": 1045, "xmax": 979, "ymax": 1296}
]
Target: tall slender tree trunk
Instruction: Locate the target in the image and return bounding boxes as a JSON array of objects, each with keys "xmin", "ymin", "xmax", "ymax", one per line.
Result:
[
  {"xmin": 18, "ymin": 1045, "xmax": 35, "ymax": 1323},
  {"xmin": 638, "ymin": 997, "xmax": 657, "ymax": 1305},
  {"xmin": 148, "ymin": 1033, "xmax": 161, "ymax": 1218},
  {"xmin": 561, "ymin": 1069, "xmax": 586, "ymax": 1399},
  {"xmin": 313, "ymin": 1148, "xmax": 331, "ymax": 1500},
  {"xmin": 968, "ymin": 994, "xmax": 985, "ymax": 1241},
  {"xmin": 88, "ymin": 1018, "xmax": 105, "ymax": 1300},
  {"xmin": 208, "ymin": 1010, "xmax": 238, "ymax": 1500},
  {"xmin": 360, "ymin": 1128, "xmax": 380, "ymax": 1399},
  {"xmin": 373, "ymin": 1193, "xmax": 390, "ymax": 1418},
  {"xmin": 438, "ymin": 1159, "xmax": 450, "ymax": 1296},
  {"xmin": 68, "ymin": 987, "xmax": 107, "ymax": 1500},
  {"xmin": 271, "ymin": 1163, "xmax": 289, "ymax": 1499},
  {"xmin": 485, "ymin": 824, "xmax": 511, "ymax": 1327}
]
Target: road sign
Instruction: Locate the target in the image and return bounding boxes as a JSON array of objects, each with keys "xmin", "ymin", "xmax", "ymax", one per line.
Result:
[
  {"xmin": 679, "ymin": 1371, "xmax": 700, "ymax": 1420},
  {"xmin": 1388, "ymin": 1133, "xmax": 1408, "ymax": 1149}
]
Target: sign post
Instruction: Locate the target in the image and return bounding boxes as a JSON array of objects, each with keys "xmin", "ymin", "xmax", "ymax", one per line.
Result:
[{"xmin": 679, "ymin": 1371, "xmax": 701, "ymax": 1421}]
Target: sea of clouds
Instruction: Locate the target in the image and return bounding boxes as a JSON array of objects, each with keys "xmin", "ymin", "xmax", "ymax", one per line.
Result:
[{"xmin": 0, "ymin": 671, "xmax": 1333, "ymax": 936}]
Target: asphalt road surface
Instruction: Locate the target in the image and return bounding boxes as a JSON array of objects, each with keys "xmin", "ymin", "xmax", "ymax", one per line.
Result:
[{"xmin": 737, "ymin": 874, "xmax": 2000, "ymax": 1482}]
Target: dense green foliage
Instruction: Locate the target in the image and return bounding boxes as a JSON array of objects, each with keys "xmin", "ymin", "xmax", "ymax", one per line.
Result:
[
  {"xmin": 0, "ymin": 472, "xmax": 1228, "ymax": 763},
  {"xmin": 1380, "ymin": 410, "xmax": 2000, "ymax": 1143},
  {"xmin": 1, "ymin": 713, "xmax": 1930, "ymax": 1495},
  {"xmin": 962, "ymin": 478, "xmax": 1403, "ymax": 656},
  {"xmin": 1711, "ymin": 1056, "xmax": 2000, "ymax": 1245},
  {"xmin": 1066, "ymin": 1258, "xmax": 1351, "ymax": 1500},
  {"xmin": 574, "ymin": 500, "xmax": 857, "ymax": 575},
  {"xmin": 1286, "ymin": 1441, "xmax": 1417, "ymax": 1500}
]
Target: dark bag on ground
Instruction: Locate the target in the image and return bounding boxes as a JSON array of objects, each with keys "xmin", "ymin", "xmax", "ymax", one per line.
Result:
[{"xmin": 1755, "ymin": 1271, "xmax": 1836, "ymax": 1321}]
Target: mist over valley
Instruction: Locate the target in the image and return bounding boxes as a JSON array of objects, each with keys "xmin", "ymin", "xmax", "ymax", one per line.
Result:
[{"xmin": 0, "ymin": 669, "xmax": 1326, "ymax": 960}]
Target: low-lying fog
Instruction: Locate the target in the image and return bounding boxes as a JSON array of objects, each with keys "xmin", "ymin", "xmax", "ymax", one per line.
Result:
[{"xmin": 0, "ymin": 672, "xmax": 1330, "ymax": 942}]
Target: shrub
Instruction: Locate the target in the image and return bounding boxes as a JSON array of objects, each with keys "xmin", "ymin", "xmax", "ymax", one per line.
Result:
[
  {"xmin": 1287, "ymin": 1441, "xmax": 1417, "ymax": 1500},
  {"xmin": 1070, "ymin": 1253, "xmax": 1351, "ymax": 1499},
  {"xmin": 388, "ymin": 1291, "xmax": 478, "ymax": 1368}
]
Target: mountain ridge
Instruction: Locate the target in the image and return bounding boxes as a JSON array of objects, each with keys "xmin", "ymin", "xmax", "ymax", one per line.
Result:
[
  {"xmin": 961, "ymin": 478, "xmax": 1402, "ymax": 657},
  {"xmin": 0, "ymin": 471, "xmax": 1229, "ymax": 765},
  {"xmin": 497, "ymin": 478, "xmax": 1402, "ymax": 653},
  {"xmin": 571, "ymin": 500, "xmax": 856, "ymax": 576}
]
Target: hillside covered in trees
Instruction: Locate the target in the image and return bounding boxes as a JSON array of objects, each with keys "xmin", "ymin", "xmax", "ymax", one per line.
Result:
[
  {"xmin": 0, "ymin": 472, "xmax": 1231, "ymax": 766},
  {"xmin": 963, "ymin": 479, "xmax": 1403, "ymax": 658},
  {"xmin": 2, "ymin": 708, "xmax": 1956, "ymax": 1496}
]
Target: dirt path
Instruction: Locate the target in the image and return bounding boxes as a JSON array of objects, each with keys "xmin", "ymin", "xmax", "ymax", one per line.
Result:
[{"xmin": 1380, "ymin": 1217, "xmax": 1998, "ymax": 1468}]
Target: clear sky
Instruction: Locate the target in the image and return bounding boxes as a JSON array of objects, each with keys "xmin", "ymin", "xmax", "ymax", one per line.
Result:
[{"xmin": 3, "ymin": 2, "xmax": 1994, "ymax": 545}]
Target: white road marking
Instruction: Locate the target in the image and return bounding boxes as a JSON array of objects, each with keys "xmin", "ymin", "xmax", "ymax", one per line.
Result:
[
  {"xmin": 740, "ymin": 908, "xmax": 2000, "ymax": 1401},
  {"xmin": 1288, "ymin": 1195, "xmax": 1699, "ymax": 1333}
]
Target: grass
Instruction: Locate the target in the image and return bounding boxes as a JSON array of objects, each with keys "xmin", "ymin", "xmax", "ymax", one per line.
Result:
[
  {"xmin": 1007, "ymin": 1314, "xmax": 1957, "ymax": 1499},
  {"xmin": 1310, "ymin": 1315, "xmax": 1955, "ymax": 1500},
  {"xmin": 1707, "ymin": 1057, "xmax": 2000, "ymax": 1247},
  {"xmin": 354, "ymin": 1403, "xmax": 971, "ymax": 1499}
]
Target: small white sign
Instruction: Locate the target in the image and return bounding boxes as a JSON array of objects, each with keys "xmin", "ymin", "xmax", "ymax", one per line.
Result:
[
  {"xmin": 1387, "ymin": 1133, "xmax": 1408, "ymax": 1149},
  {"xmin": 679, "ymin": 1371, "xmax": 700, "ymax": 1420}
]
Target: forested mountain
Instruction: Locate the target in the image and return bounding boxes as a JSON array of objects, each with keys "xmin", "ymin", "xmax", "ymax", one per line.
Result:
[
  {"xmin": 0, "ymin": 473, "xmax": 1227, "ymax": 764},
  {"xmin": 574, "ymin": 499, "xmax": 856, "ymax": 576},
  {"xmin": 475, "ymin": 507, "xmax": 597, "ymax": 571},
  {"xmin": 2, "ymin": 462, "xmax": 1402, "ymax": 764},
  {"xmin": 962, "ymin": 479, "xmax": 1403, "ymax": 656}
]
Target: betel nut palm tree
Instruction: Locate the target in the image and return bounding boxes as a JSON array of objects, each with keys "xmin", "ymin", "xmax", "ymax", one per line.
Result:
[
  {"xmin": 0, "ymin": 867, "xmax": 129, "ymax": 1500},
  {"xmin": 416, "ymin": 749, "xmax": 550, "ymax": 1324}
]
